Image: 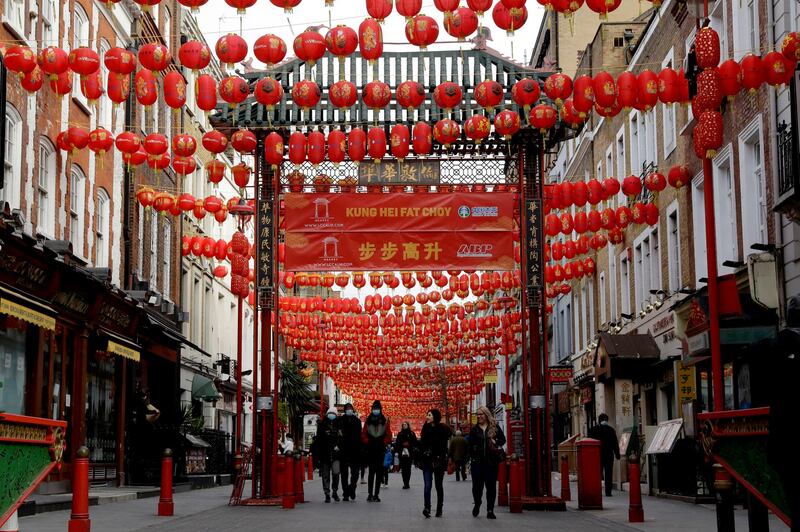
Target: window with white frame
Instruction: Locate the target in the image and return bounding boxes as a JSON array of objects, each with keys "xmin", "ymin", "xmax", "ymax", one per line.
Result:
[
  {"xmin": 609, "ymin": 244, "xmax": 618, "ymax": 319},
  {"xmin": 185, "ymin": 69, "xmax": 196, "ymax": 117},
  {"xmin": 644, "ymin": 108, "xmax": 657, "ymax": 166},
  {"xmin": 587, "ymin": 278, "xmax": 595, "ymax": 337},
  {"xmin": 573, "ymin": 297, "xmax": 580, "ymax": 353},
  {"xmin": 630, "ymin": 112, "xmax": 641, "ymax": 175},
  {"xmin": 620, "ymin": 254, "xmax": 631, "ymax": 315},
  {"xmin": 41, "ymin": 0, "xmax": 59, "ymax": 46},
  {"xmin": 692, "ymin": 172, "xmax": 708, "ymax": 283},
  {"xmin": 732, "ymin": 0, "xmax": 757, "ymax": 59},
  {"xmin": 605, "ymin": 147, "xmax": 613, "ymax": 179},
  {"xmin": 597, "ymin": 160, "xmax": 603, "ymax": 180},
  {"xmin": 667, "ymin": 202, "xmax": 681, "ymax": 292},
  {"xmin": 150, "ymin": 212, "xmax": 158, "ymax": 288},
  {"xmin": 2, "ymin": 105, "xmax": 23, "ymax": 210},
  {"xmin": 634, "ymin": 227, "xmax": 661, "ymax": 310},
  {"xmin": 616, "ymin": 128, "xmax": 626, "ymax": 177},
  {"xmin": 714, "ymin": 149, "xmax": 738, "ymax": 269},
  {"xmin": 599, "ymin": 272, "xmax": 607, "ymax": 325},
  {"xmin": 3, "ymin": 0, "xmax": 26, "ymax": 40},
  {"xmin": 70, "ymin": 166, "xmax": 85, "ymax": 255},
  {"xmin": 72, "ymin": 4, "xmax": 90, "ymax": 104},
  {"xmin": 96, "ymin": 188, "xmax": 110, "ymax": 267},
  {"xmin": 662, "ymin": 54, "xmax": 678, "ymax": 157},
  {"xmin": 709, "ymin": 0, "xmax": 728, "ymax": 59},
  {"xmin": 137, "ymin": 205, "xmax": 144, "ymax": 278},
  {"xmin": 739, "ymin": 121, "xmax": 768, "ymax": 253},
  {"xmin": 99, "ymin": 40, "xmax": 113, "ymax": 130},
  {"xmin": 163, "ymin": 7, "xmax": 172, "ymax": 49},
  {"xmin": 580, "ymin": 283, "xmax": 587, "ymax": 349},
  {"xmin": 163, "ymin": 218, "xmax": 171, "ymax": 296},
  {"xmin": 37, "ymin": 138, "xmax": 57, "ymax": 237}
]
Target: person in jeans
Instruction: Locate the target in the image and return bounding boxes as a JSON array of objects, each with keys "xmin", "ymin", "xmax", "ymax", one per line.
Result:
[
  {"xmin": 361, "ymin": 400, "xmax": 392, "ymax": 502},
  {"xmin": 337, "ymin": 403, "xmax": 362, "ymax": 501},
  {"xmin": 469, "ymin": 406, "xmax": 506, "ymax": 520},
  {"xmin": 395, "ymin": 421, "xmax": 418, "ymax": 489},
  {"xmin": 418, "ymin": 409, "xmax": 452, "ymax": 518}
]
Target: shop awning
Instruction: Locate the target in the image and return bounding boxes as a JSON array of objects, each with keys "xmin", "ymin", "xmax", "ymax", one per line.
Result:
[
  {"xmin": 192, "ymin": 374, "xmax": 221, "ymax": 402},
  {"xmin": 100, "ymin": 329, "xmax": 141, "ymax": 363},
  {"xmin": 0, "ymin": 285, "xmax": 56, "ymax": 331},
  {"xmin": 184, "ymin": 434, "xmax": 211, "ymax": 448},
  {"xmin": 598, "ymin": 333, "xmax": 661, "ymax": 359}
]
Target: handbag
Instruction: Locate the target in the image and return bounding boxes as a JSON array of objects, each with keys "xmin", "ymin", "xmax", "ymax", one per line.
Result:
[{"xmin": 447, "ymin": 460, "xmax": 455, "ymax": 475}]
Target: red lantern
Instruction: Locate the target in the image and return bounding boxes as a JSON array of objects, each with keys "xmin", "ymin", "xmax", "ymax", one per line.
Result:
[
  {"xmin": 3, "ymin": 46, "xmax": 37, "ymax": 76},
  {"xmin": 216, "ymin": 34, "xmax": 248, "ymax": 69},
  {"xmin": 658, "ymin": 67, "xmax": 679, "ymax": 104},
  {"xmin": 20, "ymin": 66, "xmax": 44, "ymax": 93},
  {"xmin": 544, "ymin": 213, "xmax": 560, "ymax": 236},
  {"xmin": 697, "ymin": 111, "xmax": 723, "ymax": 159},
  {"xmin": 367, "ymin": 0, "xmax": 393, "ymax": 21},
  {"xmin": 465, "ymin": 115, "xmax": 491, "ymax": 144},
  {"xmin": 144, "ymin": 133, "xmax": 169, "ymax": 157},
  {"xmin": 622, "ymin": 174, "xmax": 642, "ymax": 197},
  {"xmin": 325, "ymin": 25, "xmax": 358, "ymax": 66},
  {"xmin": 433, "ymin": 81, "xmax": 462, "ymax": 112},
  {"xmin": 631, "ymin": 202, "xmax": 647, "ymax": 225},
  {"xmin": 88, "ymin": 128, "xmax": 114, "ymax": 157},
  {"xmin": 269, "ymin": 0, "xmax": 301, "ymax": 11},
  {"xmin": 667, "ymin": 165, "xmax": 689, "ymax": 189},
  {"xmin": 616, "ymin": 71, "xmax": 638, "ymax": 110},
  {"xmin": 695, "ymin": 27, "xmax": 721, "ymax": 69},
  {"xmin": 232, "ymin": 163, "xmax": 251, "ymax": 187},
  {"xmin": 293, "ymin": 29, "xmax": 327, "ymax": 66},
  {"xmin": 231, "ymin": 129, "xmax": 256, "ymax": 154},
  {"xmin": 603, "ymin": 178, "xmax": 620, "ymax": 197},
  {"xmin": 179, "ymin": 40, "xmax": 211, "ymax": 72},
  {"xmin": 203, "ymin": 130, "xmax": 229, "ymax": 154},
  {"xmin": 474, "ymin": 80, "xmax": 504, "ymax": 112},
  {"xmin": 327, "ymin": 129, "xmax": 346, "ymax": 165},
  {"xmin": 38, "ymin": 47, "xmax": 69, "ymax": 80},
  {"xmin": 359, "ymin": 18, "xmax": 384, "ymax": 63},
  {"xmin": 138, "ymin": 43, "xmax": 171, "ymax": 73},
  {"xmin": 492, "ymin": 2, "xmax": 527, "ymax": 35},
  {"xmin": 307, "ymin": 130, "xmax": 326, "ymax": 166},
  {"xmin": 572, "ymin": 74, "xmax": 594, "ymax": 117},
  {"xmin": 363, "ymin": 80, "xmax": 392, "ymax": 110},
  {"xmin": 406, "ymin": 14, "xmax": 439, "ymax": 50},
  {"xmin": 206, "ymin": 160, "xmax": 226, "ymax": 184},
  {"xmin": 512, "ymin": 78, "xmax": 541, "ymax": 114},
  {"xmin": 467, "ymin": 0, "xmax": 492, "ymax": 15},
  {"xmin": 48, "ymin": 70, "xmax": 72, "ymax": 97},
  {"xmin": 196, "ymin": 74, "xmax": 218, "ymax": 114},
  {"xmin": 412, "ymin": 122, "xmax": 433, "ymax": 155},
  {"xmin": 615, "ymin": 205, "xmax": 632, "ymax": 228},
  {"xmin": 137, "ymin": 187, "xmax": 156, "ymax": 208},
  {"xmin": 560, "ymin": 213, "xmax": 574, "ymax": 235},
  {"xmin": 116, "ymin": 132, "xmax": 141, "ymax": 155},
  {"xmin": 586, "ymin": 0, "xmax": 621, "ymax": 18},
  {"xmin": 264, "ymin": 132, "xmax": 284, "ymax": 169},
  {"xmin": 593, "ymin": 71, "xmax": 616, "ymax": 108},
  {"xmin": 348, "ymin": 128, "xmax": 367, "ymax": 163},
  {"xmin": 390, "ymin": 124, "xmax": 411, "ymax": 161},
  {"xmin": 529, "ymin": 104, "xmax": 557, "ymax": 134},
  {"xmin": 68, "ymin": 47, "xmax": 100, "ymax": 78},
  {"xmin": 134, "ymin": 69, "xmax": 157, "ymax": 107},
  {"xmin": 434, "ymin": 0, "xmax": 459, "ymax": 14},
  {"xmin": 645, "ymin": 203, "xmax": 659, "ymax": 226},
  {"xmin": 288, "ymin": 131, "xmax": 307, "ymax": 166},
  {"xmin": 719, "ymin": 59, "xmax": 742, "ymax": 101},
  {"xmin": 163, "ymin": 71, "xmax": 187, "ymax": 110},
  {"xmin": 291, "ymin": 80, "xmax": 321, "ymax": 110},
  {"xmin": 254, "ymin": 34, "xmax": 287, "ymax": 66},
  {"xmin": 329, "ymin": 80, "xmax": 358, "ymax": 112},
  {"xmin": 172, "ymin": 134, "xmax": 197, "ymax": 158},
  {"xmin": 764, "ymin": 50, "xmax": 795, "ymax": 88},
  {"xmin": 444, "ymin": 7, "xmax": 479, "ymax": 41},
  {"xmin": 694, "ymin": 67, "xmax": 722, "ymax": 113},
  {"xmin": 397, "ymin": 0, "xmax": 422, "ymax": 19},
  {"xmin": 600, "ymin": 207, "xmax": 617, "ymax": 230},
  {"xmin": 433, "ymin": 119, "xmax": 460, "ymax": 148},
  {"xmin": 368, "ymin": 127, "xmax": 387, "ymax": 163},
  {"xmin": 494, "ymin": 109, "xmax": 521, "ymax": 139},
  {"xmin": 544, "ymin": 72, "xmax": 573, "ymax": 106},
  {"xmin": 79, "ymin": 71, "xmax": 103, "ymax": 102},
  {"xmin": 254, "ymin": 77, "xmax": 284, "ymax": 110},
  {"xmin": 147, "ymin": 153, "xmax": 170, "ymax": 171},
  {"xmin": 172, "ymin": 156, "xmax": 197, "ymax": 176},
  {"xmin": 204, "ymin": 196, "xmax": 223, "ymax": 214},
  {"xmin": 644, "ymin": 172, "xmax": 666, "ymax": 193},
  {"xmin": 396, "ymin": 80, "xmax": 426, "ymax": 112},
  {"xmin": 104, "ymin": 47, "xmax": 136, "ymax": 78},
  {"xmin": 740, "ymin": 53, "xmax": 766, "ymax": 93},
  {"xmin": 560, "ymin": 99, "xmax": 583, "ymax": 128},
  {"xmin": 219, "ymin": 76, "xmax": 250, "ymax": 108},
  {"xmin": 782, "ymin": 32, "xmax": 800, "ymax": 61}
]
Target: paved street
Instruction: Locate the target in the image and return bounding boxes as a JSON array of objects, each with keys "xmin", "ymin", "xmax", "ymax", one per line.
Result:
[{"xmin": 19, "ymin": 471, "xmax": 790, "ymax": 532}]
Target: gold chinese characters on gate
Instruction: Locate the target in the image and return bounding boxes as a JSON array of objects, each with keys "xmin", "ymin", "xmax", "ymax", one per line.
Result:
[{"xmin": 358, "ymin": 159, "xmax": 440, "ymax": 186}]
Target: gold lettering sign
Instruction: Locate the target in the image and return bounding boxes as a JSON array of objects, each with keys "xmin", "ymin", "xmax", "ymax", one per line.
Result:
[{"xmin": 358, "ymin": 160, "xmax": 441, "ymax": 185}]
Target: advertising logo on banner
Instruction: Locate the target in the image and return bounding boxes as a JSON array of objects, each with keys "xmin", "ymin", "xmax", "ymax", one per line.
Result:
[
  {"xmin": 283, "ymin": 231, "xmax": 515, "ymax": 272},
  {"xmin": 284, "ymin": 193, "xmax": 515, "ymax": 233}
]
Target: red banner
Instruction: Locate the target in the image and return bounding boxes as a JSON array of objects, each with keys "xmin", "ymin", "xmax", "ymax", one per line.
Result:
[
  {"xmin": 284, "ymin": 231, "xmax": 515, "ymax": 272},
  {"xmin": 284, "ymin": 192, "xmax": 515, "ymax": 233}
]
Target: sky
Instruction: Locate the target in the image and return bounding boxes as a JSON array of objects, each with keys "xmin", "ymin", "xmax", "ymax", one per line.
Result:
[{"xmin": 195, "ymin": 0, "xmax": 545, "ymax": 69}]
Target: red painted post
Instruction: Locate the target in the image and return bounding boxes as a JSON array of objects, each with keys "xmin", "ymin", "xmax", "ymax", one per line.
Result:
[
  {"xmin": 157, "ymin": 449, "xmax": 174, "ymax": 516},
  {"xmin": 560, "ymin": 454, "xmax": 572, "ymax": 501},
  {"xmin": 628, "ymin": 456, "xmax": 644, "ymax": 522},
  {"xmin": 282, "ymin": 453, "xmax": 295, "ymax": 509},
  {"xmin": 307, "ymin": 454, "xmax": 313, "ymax": 481},
  {"xmin": 509, "ymin": 458, "xmax": 523, "ymax": 513},
  {"xmin": 577, "ymin": 438, "xmax": 602, "ymax": 510},
  {"xmin": 67, "ymin": 446, "xmax": 90, "ymax": 532},
  {"xmin": 294, "ymin": 454, "xmax": 304, "ymax": 503},
  {"xmin": 497, "ymin": 460, "xmax": 509, "ymax": 507},
  {"xmin": 274, "ymin": 455, "xmax": 285, "ymax": 497}
]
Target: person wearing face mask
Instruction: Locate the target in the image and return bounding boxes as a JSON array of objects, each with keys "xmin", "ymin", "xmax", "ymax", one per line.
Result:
[
  {"xmin": 314, "ymin": 406, "xmax": 342, "ymax": 503},
  {"xmin": 395, "ymin": 421, "xmax": 418, "ymax": 489},
  {"xmin": 338, "ymin": 403, "xmax": 362, "ymax": 501},
  {"xmin": 361, "ymin": 400, "xmax": 392, "ymax": 502},
  {"xmin": 469, "ymin": 406, "xmax": 506, "ymax": 520},
  {"xmin": 418, "ymin": 409, "xmax": 452, "ymax": 518},
  {"xmin": 588, "ymin": 413, "xmax": 620, "ymax": 496}
]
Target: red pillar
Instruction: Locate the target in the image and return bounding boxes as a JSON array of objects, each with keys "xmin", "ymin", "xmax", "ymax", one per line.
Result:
[
  {"xmin": 628, "ymin": 456, "xmax": 644, "ymax": 522},
  {"xmin": 307, "ymin": 454, "xmax": 314, "ymax": 481},
  {"xmin": 509, "ymin": 458, "xmax": 523, "ymax": 513},
  {"xmin": 282, "ymin": 454, "xmax": 296, "ymax": 509},
  {"xmin": 577, "ymin": 438, "xmax": 602, "ymax": 510},
  {"xmin": 236, "ymin": 296, "xmax": 243, "ymax": 455},
  {"xmin": 702, "ymin": 158, "xmax": 724, "ymax": 412},
  {"xmin": 560, "ymin": 454, "xmax": 572, "ymax": 501},
  {"xmin": 251, "ymin": 300, "xmax": 259, "ymax": 500},
  {"xmin": 497, "ymin": 460, "xmax": 509, "ymax": 507},
  {"xmin": 68, "ymin": 446, "xmax": 90, "ymax": 532},
  {"xmin": 294, "ymin": 454, "xmax": 305, "ymax": 503},
  {"xmin": 157, "ymin": 449, "xmax": 174, "ymax": 516}
]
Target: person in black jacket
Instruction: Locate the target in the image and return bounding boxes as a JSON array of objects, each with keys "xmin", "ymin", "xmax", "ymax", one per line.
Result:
[
  {"xmin": 314, "ymin": 407, "xmax": 342, "ymax": 503},
  {"xmin": 418, "ymin": 409, "xmax": 452, "ymax": 518},
  {"xmin": 468, "ymin": 405, "xmax": 506, "ymax": 520},
  {"xmin": 588, "ymin": 413, "xmax": 621, "ymax": 496},
  {"xmin": 338, "ymin": 403, "xmax": 362, "ymax": 501},
  {"xmin": 395, "ymin": 421, "xmax": 418, "ymax": 489},
  {"xmin": 361, "ymin": 400, "xmax": 392, "ymax": 502}
]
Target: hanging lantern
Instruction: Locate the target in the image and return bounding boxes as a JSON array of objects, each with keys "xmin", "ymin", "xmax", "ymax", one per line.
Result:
[
  {"xmin": 206, "ymin": 160, "xmax": 227, "ymax": 184},
  {"xmin": 464, "ymin": 115, "xmax": 491, "ymax": 144},
  {"xmin": 622, "ymin": 174, "xmax": 642, "ymax": 198},
  {"xmin": 293, "ymin": 29, "xmax": 327, "ymax": 67},
  {"xmin": 644, "ymin": 172, "xmax": 666, "ymax": 193},
  {"xmin": 147, "ymin": 153, "xmax": 170, "ymax": 170},
  {"xmin": 138, "ymin": 43, "xmax": 171, "ymax": 73},
  {"xmin": 782, "ymin": 32, "xmax": 800, "ymax": 61},
  {"xmin": 677, "ymin": 68, "xmax": 691, "ymax": 103},
  {"xmin": 434, "ymin": 0, "xmax": 459, "ymax": 15},
  {"xmin": 116, "ymin": 132, "xmax": 141, "ymax": 155},
  {"xmin": 433, "ymin": 119, "xmax": 460, "ymax": 148},
  {"xmin": 740, "ymin": 53, "xmax": 766, "ymax": 93},
  {"xmin": 433, "ymin": 81, "xmax": 462, "ymax": 112},
  {"xmin": 412, "ymin": 121, "xmax": 433, "ymax": 155},
  {"xmin": 512, "ymin": 78, "xmax": 541, "ymax": 114},
  {"xmin": 137, "ymin": 187, "xmax": 156, "ymax": 208},
  {"xmin": 367, "ymin": 0, "xmax": 393, "ymax": 22},
  {"xmin": 695, "ymin": 27, "xmax": 721, "ymax": 69},
  {"xmin": 264, "ymin": 132, "xmax": 284, "ymax": 169},
  {"xmin": 104, "ymin": 47, "xmax": 137, "ymax": 79},
  {"xmin": 359, "ymin": 18, "xmax": 384, "ymax": 63},
  {"xmin": 697, "ymin": 111, "xmax": 723, "ymax": 159},
  {"xmin": 567, "ymin": 74, "xmax": 593, "ymax": 118},
  {"xmin": 615, "ymin": 205, "xmax": 631, "ymax": 228},
  {"xmin": 48, "ymin": 70, "xmax": 72, "ymax": 98},
  {"xmin": 668, "ymin": 164, "xmax": 689, "ymax": 189},
  {"xmin": 20, "ymin": 66, "xmax": 44, "ymax": 93},
  {"xmin": 328, "ymin": 80, "xmax": 358, "ymax": 112},
  {"xmin": 645, "ymin": 203, "xmax": 659, "ymax": 226},
  {"xmin": 585, "ymin": 0, "xmax": 621, "ymax": 19},
  {"xmin": 254, "ymin": 77, "xmax": 284, "ymax": 110},
  {"xmin": 216, "ymin": 34, "xmax": 248, "ymax": 70},
  {"xmin": 363, "ymin": 80, "xmax": 392, "ymax": 111},
  {"xmin": 162, "ymin": 71, "xmax": 187, "ymax": 110},
  {"xmin": 719, "ymin": 59, "xmax": 742, "ymax": 101},
  {"xmin": 657, "ymin": 67, "xmax": 679, "ymax": 104},
  {"xmin": 254, "ymin": 34, "xmax": 287, "ymax": 66},
  {"xmin": 307, "ymin": 130, "xmax": 326, "ymax": 166},
  {"xmin": 467, "ymin": 0, "xmax": 492, "ymax": 16},
  {"xmin": 177, "ymin": 194, "xmax": 196, "ymax": 214},
  {"xmin": 64, "ymin": 127, "xmax": 89, "ymax": 155},
  {"xmin": 88, "ymin": 128, "xmax": 114, "ymax": 158},
  {"xmin": 348, "ymin": 128, "xmax": 367, "ymax": 163},
  {"xmin": 172, "ymin": 156, "xmax": 197, "ymax": 176},
  {"xmin": 38, "ymin": 47, "xmax": 69, "ymax": 80},
  {"xmin": 231, "ymin": 129, "xmax": 256, "ymax": 154},
  {"xmin": 204, "ymin": 196, "xmax": 223, "ymax": 214},
  {"xmin": 559, "ymin": 212, "xmax": 574, "ymax": 235},
  {"xmin": 630, "ymin": 202, "xmax": 646, "ymax": 225},
  {"xmin": 144, "ymin": 133, "xmax": 169, "ymax": 158},
  {"xmin": 232, "ymin": 163, "xmax": 251, "ymax": 188},
  {"xmin": 269, "ymin": 0, "xmax": 301, "ymax": 12},
  {"xmin": 322, "ymin": 129, "xmax": 344, "ymax": 166},
  {"xmin": 172, "ymin": 134, "xmax": 197, "ymax": 158},
  {"xmin": 68, "ymin": 47, "xmax": 100, "ymax": 78},
  {"xmin": 193, "ymin": 201, "xmax": 206, "ymax": 220},
  {"xmin": 291, "ymin": 80, "xmax": 321, "ymax": 111},
  {"xmin": 764, "ymin": 50, "xmax": 795, "ymax": 88},
  {"xmin": 203, "ymin": 130, "xmax": 229, "ymax": 154},
  {"xmin": 492, "ymin": 2, "xmax": 527, "ymax": 35},
  {"xmin": 134, "ymin": 69, "xmax": 157, "ymax": 107},
  {"xmin": 325, "ymin": 25, "xmax": 359, "ymax": 66},
  {"xmin": 444, "ymin": 7, "xmax": 479, "ymax": 42},
  {"xmin": 694, "ymin": 67, "xmax": 722, "ymax": 113},
  {"xmin": 633, "ymin": 69, "xmax": 656, "ymax": 112},
  {"xmin": 396, "ymin": 80, "xmax": 426, "ymax": 113},
  {"xmin": 219, "ymin": 75, "xmax": 250, "ymax": 109},
  {"xmin": 474, "ymin": 80, "xmax": 504, "ymax": 112},
  {"xmin": 603, "ymin": 177, "xmax": 620, "ymax": 197},
  {"xmin": 3, "ymin": 46, "xmax": 37, "ymax": 76},
  {"xmin": 368, "ymin": 127, "xmax": 387, "ymax": 163},
  {"xmin": 80, "ymin": 71, "xmax": 103, "ymax": 102},
  {"xmin": 406, "ymin": 14, "xmax": 439, "ymax": 50},
  {"xmin": 586, "ymin": 179, "xmax": 603, "ymax": 205},
  {"xmin": 494, "ymin": 109, "xmax": 521, "ymax": 139},
  {"xmin": 288, "ymin": 131, "xmax": 307, "ymax": 166},
  {"xmin": 529, "ymin": 104, "xmax": 557, "ymax": 134},
  {"xmin": 196, "ymin": 74, "xmax": 218, "ymax": 114},
  {"xmin": 616, "ymin": 71, "xmax": 638, "ymax": 110},
  {"xmin": 560, "ymin": 99, "xmax": 584, "ymax": 129},
  {"xmin": 593, "ymin": 71, "xmax": 616, "ymax": 108},
  {"xmin": 390, "ymin": 124, "xmax": 411, "ymax": 161},
  {"xmin": 179, "ymin": 40, "xmax": 211, "ymax": 72},
  {"xmin": 397, "ymin": 0, "xmax": 422, "ymax": 20},
  {"xmin": 543, "ymin": 72, "xmax": 573, "ymax": 106}
]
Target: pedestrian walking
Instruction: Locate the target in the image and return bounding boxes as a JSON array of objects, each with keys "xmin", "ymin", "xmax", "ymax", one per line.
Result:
[
  {"xmin": 448, "ymin": 430, "xmax": 469, "ymax": 481},
  {"xmin": 361, "ymin": 400, "xmax": 392, "ymax": 502},
  {"xmin": 588, "ymin": 413, "xmax": 620, "ymax": 496},
  {"xmin": 383, "ymin": 445, "xmax": 392, "ymax": 486},
  {"xmin": 313, "ymin": 407, "xmax": 342, "ymax": 503},
  {"xmin": 395, "ymin": 422, "xmax": 417, "ymax": 489},
  {"xmin": 469, "ymin": 406, "xmax": 506, "ymax": 520},
  {"xmin": 418, "ymin": 409, "xmax": 452, "ymax": 518},
  {"xmin": 337, "ymin": 403, "xmax": 362, "ymax": 501}
]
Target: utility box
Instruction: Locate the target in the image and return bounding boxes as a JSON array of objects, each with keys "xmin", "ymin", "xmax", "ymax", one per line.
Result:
[{"xmin": 577, "ymin": 438, "xmax": 603, "ymax": 510}]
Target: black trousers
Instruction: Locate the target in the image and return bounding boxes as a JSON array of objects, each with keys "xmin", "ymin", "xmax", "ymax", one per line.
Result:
[
  {"xmin": 602, "ymin": 459, "xmax": 614, "ymax": 495},
  {"xmin": 400, "ymin": 456, "xmax": 413, "ymax": 487},
  {"xmin": 455, "ymin": 460, "xmax": 467, "ymax": 481},
  {"xmin": 340, "ymin": 460, "xmax": 360, "ymax": 498},
  {"xmin": 471, "ymin": 461, "xmax": 498, "ymax": 512},
  {"xmin": 368, "ymin": 461, "xmax": 383, "ymax": 497}
]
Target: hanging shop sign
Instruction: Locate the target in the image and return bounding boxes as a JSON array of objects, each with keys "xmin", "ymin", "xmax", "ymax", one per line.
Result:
[
  {"xmin": 676, "ymin": 363, "xmax": 697, "ymax": 404},
  {"xmin": 283, "ymin": 231, "xmax": 515, "ymax": 272},
  {"xmin": 357, "ymin": 159, "xmax": 440, "ymax": 186},
  {"xmin": 484, "ymin": 373, "xmax": 498, "ymax": 384},
  {"xmin": 257, "ymin": 196, "xmax": 274, "ymax": 298},
  {"xmin": 524, "ymin": 199, "xmax": 543, "ymax": 305},
  {"xmin": 283, "ymin": 192, "xmax": 514, "ymax": 233},
  {"xmin": 548, "ymin": 366, "xmax": 574, "ymax": 383}
]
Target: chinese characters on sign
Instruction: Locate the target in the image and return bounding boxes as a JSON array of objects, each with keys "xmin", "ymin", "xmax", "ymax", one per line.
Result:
[
  {"xmin": 357, "ymin": 159, "xmax": 441, "ymax": 186},
  {"xmin": 620, "ymin": 381, "xmax": 632, "ymax": 418},
  {"xmin": 524, "ymin": 199, "xmax": 543, "ymax": 307},
  {"xmin": 257, "ymin": 195, "xmax": 274, "ymax": 304},
  {"xmin": 677, "ymin": 364, "xmax": 697, "ymax": 404}
]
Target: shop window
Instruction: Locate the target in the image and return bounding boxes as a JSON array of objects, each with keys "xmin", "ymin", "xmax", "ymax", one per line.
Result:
[
  {"xmin": 37, "ymin": 138, "xmax": 57, "ymax": 237},
  {"xmin": 96, "ymin": 188, "xmax": 110, "ymax": 267},
  {"xmin": 0, "ymin": 321, "xmax": 28, "ymax": 414}
]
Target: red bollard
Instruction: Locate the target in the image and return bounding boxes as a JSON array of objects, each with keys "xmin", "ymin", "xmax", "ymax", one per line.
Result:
[
  {"xmin": 307, "ymin": 454, "xmax": 313, "ymax": 481},
  {"xmin": 282, "ymin": 453, "xmax": 295, "ymax": 509},
  {"xmin": 68, "ymin": 446, "xmax": 91, "ymax": 532},
  {"xmin": 294, "ymin": 454, "xmax": 305, "ymax": 503},
  {"xmin": 577, "ymin": 438, "xmax": 603, "ymax": 510},
  {"xmin": 158, "ymin": 449, "xmax": 174, "ymax": 516},
  {"xmin": 497, "ymin": 460, "xmax": 509, "ymax": 507},
  {"xmin": 628, "ymin": 456, "xmax": 644, "ymax": 522},
  {"xmin": 508, "ymin": 457, "xmax": 523, "ymax": 513},
  {"xmin": 560, "ymin": 454, "xmax": 572, "ymax": 501},
  {"xmin": 272, "ymin": 454, "xmax": 282, "ymax": 496}
]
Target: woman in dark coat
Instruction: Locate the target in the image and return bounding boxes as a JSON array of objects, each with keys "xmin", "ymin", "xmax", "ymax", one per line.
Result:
[
  {"xmin": 360, "ymin": 400, "xmax": 392, "ymax": 502},
  {"xmin": 469, "ymin": 405, "xmax": 506, "ymax": 519},
  {"xmin": 418, "ymin": 409, "xmax": 452, "ymax": 518},
  {"xmin": 395, "ymin": 421, "xmax": 418, "ymax": 489}
]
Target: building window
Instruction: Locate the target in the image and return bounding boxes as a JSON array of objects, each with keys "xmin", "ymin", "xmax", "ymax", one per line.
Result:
[
  {"xmin": 70, "ymin": 166, "xmax": 85, "ymax": 255},
  {"xmin": 662, "ymin": 49, "xmax": 677, "ymax": 156},
  {"xmin": 99, "ymin": 40, "xmax": 112, "ymax": 130},
  {"xmin": 634, "ymin": 228, "xmax": 660, "ymax": 310},
  {"xmin": 739, "ymin": 121, "xmax": 767, "ymax": 253},
  {"xmin": 732, "ymin": 0, "xmax": 756, "ymax": 59},
  {"xmin": 714, "ymin": 150, "xmax": 738, "ymax": 270},
  {"xmin": 667, "ymin": 203, "xmax": 681, "ymax": 292},
  {"xmin": 41, "ymin": 0, "xmax": 59, "ymax": 45},
  {"xmin": 616, "ymin": 128, "xmax": 626, "ymax": 208},
  {"xmin": 573, "ymin": 294, "xmax": 581, "ymax": 352},
  {"xmin": 163, "ymin": 7, "xmax": 172, "ymax": 49},
  {"xmin": 72, "ymin": 4, "xmax": 90, "ymax": 104},
  {"xmin": 163, "ymin": 218, "xmax": 171, "ymax": 296},
  {"xmin": 3, "ymin": 0, "xmax": 26, "ymax": 40},
  {"xmin": 2, "ymin": 105, "xmax": 23, "ymax": 210},
  {"xmin": 150, "ymin": 212, "xmax": 158, "ymax": 288},
  {"xmin": 620, "ymin": 254, "xmax": 631, "ymax": 315},
  {"xmin": 609, "ymin": 244, "xmax": 618, "ymax": 319},
  {"xmin": 96, "ymin": 188, "xmax": 109, "ymax": 267},
  {"xmin": 692, "ymin": 172, "xmax": 708, "ymax": 284},
  {"xmin": 37, "ymin": 138, "xmax": 56, "ymax": 237},
  {"xmin": 630, "ymin": 112, "xmax": 640, "ymax": 175},
  {"xmin": 644, "ymin": 108, "xmax": 657, "ymax": 166},
  {"xmin": 599, "ymin": 272, "xmax": 607, "ymax": 325},
  {"xmin": 613, "ymin": 36, "xmax": 625, "ymax": 47},
  {"xmin": 587, "ymin": 278, "xmax": 595, "ymax": 338}
]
